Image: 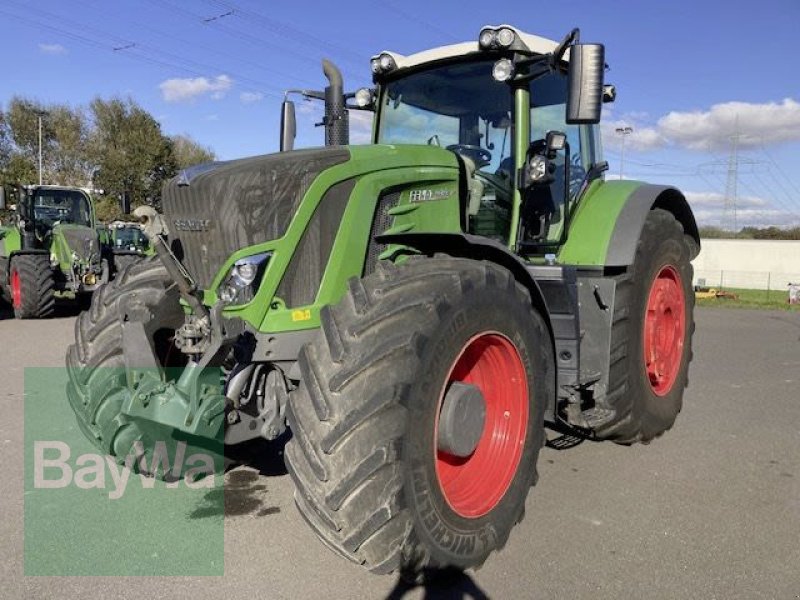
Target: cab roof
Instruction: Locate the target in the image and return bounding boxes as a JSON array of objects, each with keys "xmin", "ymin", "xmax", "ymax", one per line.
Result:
[{"xmin": 372, "ymin": 25, "xmax": 566, "ymax": 74}]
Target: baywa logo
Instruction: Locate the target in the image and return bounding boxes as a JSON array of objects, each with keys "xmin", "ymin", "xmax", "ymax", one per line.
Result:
[{"xmin": 33, "ymin": 440, "xmax": 217, "ymax": 500}]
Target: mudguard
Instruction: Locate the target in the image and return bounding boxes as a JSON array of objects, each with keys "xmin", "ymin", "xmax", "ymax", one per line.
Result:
[{"xmin": 558, "ymin": 180, "xmax": 700, "ymax": 267}]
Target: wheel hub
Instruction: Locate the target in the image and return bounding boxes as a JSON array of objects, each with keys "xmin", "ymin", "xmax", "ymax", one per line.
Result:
[
  {"xmin": 643, "ymin": 265, "xmax": 686, "ymax": 396},
  {"xmin": 435, "ymin": 332, "xmax": 528, "ymax": 518},
  {"xmin": 437, "ymin": 382, "xmax": 486, "ymax": 458}
]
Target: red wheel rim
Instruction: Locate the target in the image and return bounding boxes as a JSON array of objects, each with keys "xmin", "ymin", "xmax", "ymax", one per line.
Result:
[
  {"xmin": 435, "ymin": 332, "xmax": 528, "ymax": 518},
  {"xmin": 10, "ymin": 269, "xmax": 21, "ymax": 309},
  {"xmin": 643, "ymin": 265, "xmax": 686, "ymax": 396}
]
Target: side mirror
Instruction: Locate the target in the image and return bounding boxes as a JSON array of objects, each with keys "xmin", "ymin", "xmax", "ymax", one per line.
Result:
[
  {"xmin": 280, "ymin": 100, "xmax": 296, "ymax": 152},
  {"xmin": 566, "ymin": 43, "xmax": 605, "ymax": 125}
]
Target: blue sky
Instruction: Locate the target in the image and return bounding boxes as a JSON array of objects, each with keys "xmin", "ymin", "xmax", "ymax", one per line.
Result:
[{"xmin": 2, "ymin": 0, "xmax": 799, "ymax": 227}]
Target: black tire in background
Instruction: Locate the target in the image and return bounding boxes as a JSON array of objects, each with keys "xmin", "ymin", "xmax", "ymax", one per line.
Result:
[
  {"xmin": 594, "ymin": 208, "xmax": 695, "ymax": 444},
  {"xmin": 10, "ymin": 254, "xmax": 55, "ymax": 319},
  {"xmin": 112, "ymin": 253, "xmax": 143, "ymax": 279},
  {"xmin": 285, "ymin": 257, "xmax": 554, "ymax": 575},
  {"xmin": 65, "ymin": 256, "xmax": 185, "ymax": 458}
]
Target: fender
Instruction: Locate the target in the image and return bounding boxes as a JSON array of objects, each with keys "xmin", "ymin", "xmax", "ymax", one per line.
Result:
[
  {"xmin": 559, "ymin": 181, "xmax": 700, "ymax": 267},
  {"xmin": 375, "ymin": 231, "xmax": 551, "ymax": 316}
]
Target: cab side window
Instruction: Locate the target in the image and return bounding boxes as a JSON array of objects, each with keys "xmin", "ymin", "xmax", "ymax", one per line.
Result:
[{"xmin": 526, "ymin": 72, "xmax": 595, "ymax": 244}]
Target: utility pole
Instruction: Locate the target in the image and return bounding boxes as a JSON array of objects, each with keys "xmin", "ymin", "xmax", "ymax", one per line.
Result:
[
  {"xmin": 35, "ymin": 110, "xmax": 47, "ymax": 185},
  {"xmin": 615, "ymin": 126, "xmax": 633, "ymax": 179},
  {"xmin": 724, "ymin": 118, "xmax": 741, "ymax": 235}
]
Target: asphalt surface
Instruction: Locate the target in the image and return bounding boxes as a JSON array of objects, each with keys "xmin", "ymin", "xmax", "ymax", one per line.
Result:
[{"xmin": 2, "ymin": 304, "xmax": 799, "ymax": 599}]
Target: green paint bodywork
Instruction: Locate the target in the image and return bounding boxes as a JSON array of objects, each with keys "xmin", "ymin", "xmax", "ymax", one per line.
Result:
[
  {"xmin": 205, "ymin": 144, "xmax": 462, "ymax": 333},
  {"xmin": 557, "ymin": 179, "xmax": 644, "ymax": 266},
  {"xmin": 196, "ymin": 145, "xmax": 650, "ymax": 334}
]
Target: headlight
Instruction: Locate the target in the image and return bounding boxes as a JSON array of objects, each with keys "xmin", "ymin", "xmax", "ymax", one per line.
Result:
[
  {"xmin": 529, "ymin": 155, "xmax": 549, "ymax": 182},
  {"xmin": 217, "ymin": 252, "xmax": 271, "ymax": 306},
  {"xmin": 354, "ymin": 87, "xmax": 375, "ymax": 108},
  {"xmin": 478, "ymin": 28, "xmax": 496, "ymax": 49},
  {"xmin": 479, "ymin": 26, "xmax": 517, "ymax": 50},
  {"xmin": 492, "ymin": 58, "xmax": 515, "ymax": 82},
  {"xmin": 370, "ymin": 53, "xmax": 397, "ymax": 76},
  {"xmin": 496, "ymin": 27, "xmax": 516, "ymax": 47}
]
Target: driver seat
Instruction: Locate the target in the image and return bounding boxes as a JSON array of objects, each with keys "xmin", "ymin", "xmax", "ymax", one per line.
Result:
[{"xmin": 461, "ymin": 156, "xmax": 484, "ymax": 217}]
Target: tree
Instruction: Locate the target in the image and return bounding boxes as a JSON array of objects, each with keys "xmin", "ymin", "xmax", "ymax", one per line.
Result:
[
  {"xmin": 171, "ymin": 134, "xmax": 215, "ymax": 169},
  {"xmin": 88, "ymin": 97, "xmax": 177, "ymax": 210},
  {"xmin": 4, "ymin": 97, "xmax": 91, "ymax": 186}
]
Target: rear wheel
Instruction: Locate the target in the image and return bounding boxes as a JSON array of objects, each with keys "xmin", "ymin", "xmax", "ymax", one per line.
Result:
[
  {"xmin": 595, "ymin": 209, "xmax": 695, "ymax": 444},
  {"xmin": 10, "ymin": 254, "xmax": 55, "ymax": 319},
  {"xmin": 285, "ymin": 257, "xmax": 553, "ymax": 575}
]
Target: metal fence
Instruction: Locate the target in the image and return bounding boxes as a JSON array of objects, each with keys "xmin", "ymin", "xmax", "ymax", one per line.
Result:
[{"xmin": 694, "ymin": 269, "xmax": 800, "ymax": 303}]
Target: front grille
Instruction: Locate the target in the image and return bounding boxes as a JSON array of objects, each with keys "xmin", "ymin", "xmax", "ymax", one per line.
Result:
[
  {"xmin": 162, "ymin": 148, "xmax": 350, "ymax": 289},
  {"xmin": 275, "ymin": 179, "xmax": 355, "ymax": 308},
  {"xmin": 60, "ymin": 228, "xmax": 99, "ymax": 262},
  {"xmin": 363, "ymin": 191, "xmax": 400, "ymax": 276}
]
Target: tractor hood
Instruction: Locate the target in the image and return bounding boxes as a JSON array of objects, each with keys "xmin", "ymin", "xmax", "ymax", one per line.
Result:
[
  {"xmin": 52, "ymin": 223, "xmax": 101, "ymax": 264},
  {"xmin": 162, "ymin": 147, "xmax": 351, "ymax": 290}
]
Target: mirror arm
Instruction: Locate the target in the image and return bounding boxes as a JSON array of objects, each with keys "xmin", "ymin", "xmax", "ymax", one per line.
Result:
[{"xmin": 552, "ymin": 28, "xmax": 580, "ymax": 66}]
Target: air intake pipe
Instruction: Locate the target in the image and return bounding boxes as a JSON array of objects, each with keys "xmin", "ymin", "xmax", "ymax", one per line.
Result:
[{"xmin": 322, "ymin": 59, "xmax": 349, "ymax": 146}]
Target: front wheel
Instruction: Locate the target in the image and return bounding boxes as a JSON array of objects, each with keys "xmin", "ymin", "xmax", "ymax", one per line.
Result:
[
  {"xmin": 285, "ymin": 257, "xmax": 554, "ymax": 575},
  {"xmin": 10, "ymin": 254, "xmax": 55, "ymax": 319}
]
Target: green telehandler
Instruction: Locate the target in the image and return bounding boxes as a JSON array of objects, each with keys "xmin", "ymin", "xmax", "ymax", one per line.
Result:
[{"xmin": 66, "ymin": 25, "xmax": 698, "ymax": 575}]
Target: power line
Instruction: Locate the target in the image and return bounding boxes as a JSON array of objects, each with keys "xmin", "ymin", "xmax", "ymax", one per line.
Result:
[
  {"xmin": 383, "ymin": 1, "xmax": 461, "ymax": 42},
  {"xmin": 2, "ymin": 1, "xmax": 293, "ymax": 100},
  {"xmin": 142, "ymin": 0, "xmax": 363, "ymax": 83},
  {"xmin": 205, "ymin": 0, "xmax": 366, "ymax": 68},
  {"xmin": 73, "ymin": 0, "xmax": 318, "ymax": 88}
]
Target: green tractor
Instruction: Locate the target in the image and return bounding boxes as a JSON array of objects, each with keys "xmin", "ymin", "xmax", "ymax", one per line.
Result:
[
  {"xmin": 0, "ymin": 185, "xmax": 110, "ymax": 318},
  {"xmin": 106, "ymin": 220, "xmax": 153, "ymax": 270},
  {"xmin": 66, "ymin": 26, "xmax": 698, "ymax": 575}
]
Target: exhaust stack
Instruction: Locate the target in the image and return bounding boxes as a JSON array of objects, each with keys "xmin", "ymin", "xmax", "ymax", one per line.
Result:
[{"xmin": 322, "ymin": 59, "xmax": 349, "ymax": 146}]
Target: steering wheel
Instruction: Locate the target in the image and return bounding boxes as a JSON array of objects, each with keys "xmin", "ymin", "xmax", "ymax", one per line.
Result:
[{"xmin": 446, "ymin": 144, "xmax": 492, "ymax": 168}]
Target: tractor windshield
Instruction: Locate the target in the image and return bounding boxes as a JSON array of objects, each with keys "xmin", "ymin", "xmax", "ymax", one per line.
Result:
[
  {"xmin": 114, "ymin": 226, "xmax": 147, "ymax": 249},
  {"xmin": 377, "ymin": 59, "xmax": 513, "ymax": 176},
  {"xmin": 33, "ymin": 189, "xmax": 92, "ymax": 229}
]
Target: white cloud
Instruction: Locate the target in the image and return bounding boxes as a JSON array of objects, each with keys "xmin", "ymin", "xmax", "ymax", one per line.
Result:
[
  {"xmin": 658, "ymin": 98, "xmax": 800, "ymax": 151},
  {"xmin": 239, "ymin": 91, "xmax": 264, "ymax": 104},
  {"xmin": 602, "ymin": 118, "xmax": 665, "ymax": 151},
  {"xmin": 603, "ymin": 99, "xmax": 800, "ymax": 153},
  {"xmin": 349, "ymin": 111, "xmax": 374, "ymax": 144},
  {"xmin": 684, "ymin": 190, "xmax": 798, "ymax": 227},
  {"xmin": 692, "ymin": 207, "xmax": 800, "ymax": 228},
  {"xmin": 39, "ymin": 43, "xmax": 66, "ymax": 55},
  {"xmin": 159, "ymin": 75, "xmax": 233, "ymax": 103},
  {"xmin": 684, "ymin": 191, "xmax": 768, "ymax": 208},
  {"xmin": 204, "ymin": 114, "xmax": 219, "ymax": 122}
]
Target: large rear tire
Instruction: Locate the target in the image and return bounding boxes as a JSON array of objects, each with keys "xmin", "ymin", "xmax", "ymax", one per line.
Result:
[
  {"xmin": 65, "ymin": 256, "xmax": 185, "ymax": 458},
  {"xmin": 595, "ymin": 209, "xmax": 695, "ymax": 444},
  {"xmin": 285, "ymin": 257, "xmax": 554, "ymax": 575},
  {"xmin": 10, "ymin": 254, "xmax": 55, "ymax": 319}
]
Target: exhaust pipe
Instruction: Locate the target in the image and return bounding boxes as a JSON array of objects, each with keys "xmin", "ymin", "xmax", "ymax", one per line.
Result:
[{"xmin": 322, "ymin": 59, "xmax": 349, "ymax": 146}]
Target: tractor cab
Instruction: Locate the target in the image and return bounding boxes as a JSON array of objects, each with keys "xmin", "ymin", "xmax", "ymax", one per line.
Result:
[
  {"xmin": 23, "ymin": 186, "xmax": 94, "ymax": 246},
  {"xmin": 283, "ymin": 25, "xmax": 610, "ymax": 255},
  {"xmin": 370, "ymin": 26, "xmax": 609, "ymax": 253}
]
